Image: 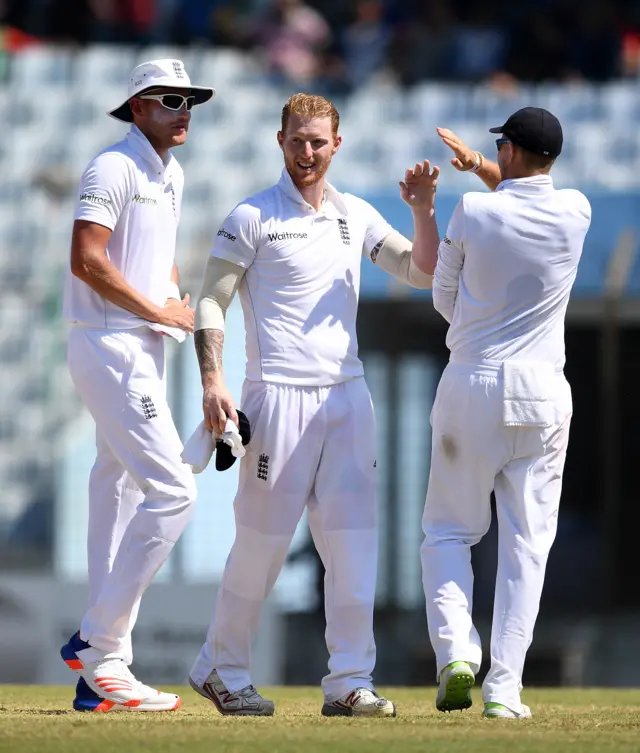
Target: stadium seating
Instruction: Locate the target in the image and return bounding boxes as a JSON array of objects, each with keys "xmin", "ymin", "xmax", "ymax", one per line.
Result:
[{"xmin": 0, "ymin": 45, "xmax": 636, "ymax": 549}]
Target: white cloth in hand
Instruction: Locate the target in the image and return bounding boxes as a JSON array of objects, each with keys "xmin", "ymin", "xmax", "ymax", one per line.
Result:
[
  {"xmin": 181, "ymin": 421, "xmax": 215, "ymax": 473},
  {"xmin": 147, "ymin": 322, "xmax": 188, "ymax": 343},
  {"xmin": 181, "ymin": 419, "xmax": 245, "ymax": 473},
  {"xmin": 502, "ymin": 360, "xmax": 555, "ymax": 427}
]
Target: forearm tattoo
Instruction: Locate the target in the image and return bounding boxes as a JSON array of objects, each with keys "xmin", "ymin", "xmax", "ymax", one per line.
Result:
[{"xmin": 195, "ymin": 329, "xmax": 224, "ymax": 374}]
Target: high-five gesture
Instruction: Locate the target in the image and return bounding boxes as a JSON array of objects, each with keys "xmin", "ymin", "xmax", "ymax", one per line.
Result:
[
  {"xmin": 437, "ymin": 126, "xmax": 502, "ymax": 191},
  {"xmin": 436, "ymin": 127, "xmax": 477, "ymax": 172},
  {"xmin": 400, "ymin": 160, "xmax": 440, "ymax": 211},
  {"xmin": 399, "ymin": 160, "xmax": 441, "ymax": 277}
]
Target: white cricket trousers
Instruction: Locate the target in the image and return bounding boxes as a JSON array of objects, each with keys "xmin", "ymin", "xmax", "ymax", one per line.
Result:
[
  {"xmin": 67, "ymin": 326, "xmax": 196, "ymax": 663},
  {"xmin": 421, "ymin": 359, "xmax": 572, "ymax": 712},
  {"xmin": 191, "ymin": 377, "xmax": 378, "ymax": 701}
]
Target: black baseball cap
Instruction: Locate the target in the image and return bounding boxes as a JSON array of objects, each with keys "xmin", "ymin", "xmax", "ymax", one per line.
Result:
[
  {"xmin": 215, "ymin": 409, "xmax": 251, "ymax": 472},
  {"xmin": 489, "ymin": 107, "xmax": 563, "ymax": 158}
]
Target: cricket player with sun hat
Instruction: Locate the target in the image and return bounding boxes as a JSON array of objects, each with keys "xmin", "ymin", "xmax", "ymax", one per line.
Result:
[
  {"xmin": 188, "ymin": 92, "xmax": 439, "ymax": 717},
  {"xmin": 417, "ymin": 108, "xmax": 591, "ymax": 718},
  {"xmin": 59, "ymin": 59, "xmax": 214, "ymax": 712}
]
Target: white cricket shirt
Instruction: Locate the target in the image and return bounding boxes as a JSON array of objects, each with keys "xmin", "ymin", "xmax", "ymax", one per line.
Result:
[
  {"xmin": 433, "ymin": 175, "xmax": 591, "ymax": 368},
  {"xmin": 210, "ymin": 169, "xmax": 393, "ymax": 385},
  {"xmin": 63, "ymin": 125, "xmax": 184, "ymax": 329}
]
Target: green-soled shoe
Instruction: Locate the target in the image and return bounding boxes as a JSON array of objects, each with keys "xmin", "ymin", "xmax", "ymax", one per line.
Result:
[
  {"xmin": 435, "ymin": 661, "xmax": 475, "ymax": 712},
  {"xmin": 483, "ymin": 702, "xmax": 532, "ymax": 719}
]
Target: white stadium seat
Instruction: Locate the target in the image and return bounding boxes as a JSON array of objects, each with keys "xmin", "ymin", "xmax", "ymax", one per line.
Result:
[{"xmin": 0, "ymin": 45, "xmax": 638, "ymax": 532}]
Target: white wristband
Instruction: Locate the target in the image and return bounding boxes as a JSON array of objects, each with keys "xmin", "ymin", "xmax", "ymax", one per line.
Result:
[
  {"xmin": 166, "ymin": 281, "xmax": 181, "ymax": 300},
  {"xmin": 470, "ymin": 151, "xmax": 483, "ymax": 173}
]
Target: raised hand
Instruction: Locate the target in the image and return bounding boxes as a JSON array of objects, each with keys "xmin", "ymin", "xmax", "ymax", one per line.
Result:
[
  {"xmin": 399, "ymin": 160, "xmax": 440, "ymax": 211},
  {"xmin": 436, "ymin": 127, "xmax": 477, "ymax": 172}
]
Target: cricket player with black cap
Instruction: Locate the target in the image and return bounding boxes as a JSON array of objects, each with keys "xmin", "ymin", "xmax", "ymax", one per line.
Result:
[{"xmin": 411, "ymin": 107, "xmax": 591, "ymax": 718}]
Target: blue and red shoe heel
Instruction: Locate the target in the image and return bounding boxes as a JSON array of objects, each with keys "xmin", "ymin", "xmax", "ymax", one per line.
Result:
[{"xmin": 60, "ymin": 631, "xmax": 91, "ymax": 672}]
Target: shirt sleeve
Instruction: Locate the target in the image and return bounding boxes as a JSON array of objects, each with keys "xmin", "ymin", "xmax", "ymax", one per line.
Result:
[
  {"xmin": 74, "ymin": 152, "xmax": 131, "ymax": 231},
  {"xmin": 210, "ymin": 201, "xmax": 261, "ymax": 269},
  {"xmin": 433, "ymin": 197, "xmax": 466, "ymax": 324},
  {"xmin": 352, "ymin": 197, "xmax": 395, "ymax": 258}
]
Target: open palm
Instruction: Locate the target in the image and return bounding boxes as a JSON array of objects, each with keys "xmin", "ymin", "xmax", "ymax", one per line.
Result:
[{"xmin": 399, "ymin": 160, "xmax": 440, "ymax": 209}]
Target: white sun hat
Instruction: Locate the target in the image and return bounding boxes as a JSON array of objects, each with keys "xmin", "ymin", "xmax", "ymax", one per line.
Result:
[{"xmin": 108, "ymin": 59, "xmax": 215, "ymax": 123}]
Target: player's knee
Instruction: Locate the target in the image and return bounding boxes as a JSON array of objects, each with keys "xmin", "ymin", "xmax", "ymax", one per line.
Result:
[
  {"xmin": 149, "ymin": 469, "xmax": 197, "ymax": 516},
  {"xmin": 182, "ymin": 471, "xmax": 197, "ymax": 504},
  {"xmin": 153, "ymin": 474, "xmax": 197, "ymax": 542},
  {"xmin": 333, "ymin": 582, "xmax": 375, "ymax": 608},
  {"xmin": 421, "ymin": 529, "xmax": 484, "ymax": 550},
  {"xmin": 174, "ymin": 470, "xmax": 197, "ymax": 511}
]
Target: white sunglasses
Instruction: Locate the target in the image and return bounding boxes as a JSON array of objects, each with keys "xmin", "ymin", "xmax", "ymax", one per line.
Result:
[{"xmin": 138, "ymin": 93, "xmax": 196, "ymax": 112}]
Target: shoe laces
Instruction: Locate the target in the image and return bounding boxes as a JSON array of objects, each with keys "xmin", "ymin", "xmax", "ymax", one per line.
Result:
[
  {"xmin": 93, "ymin": 658, "xmax": 136, "ymax": 682},
  {"xmin": 340, "ymin": 687, "xmax": 380, "ymax": 707},
  {"xmin": 97, "ymin": 661, "xmax": 172, "ymax": 700},
  {"xmin": 237, "ymin": 684, "xmax": 262, "ymax": 702},
  {"xmin": 209, "ymin": 672, "xmax": 261, "ymax": 702},
  {"xmin": 354, "ymin": 688, "xmax": 379, "ymax": 705}
]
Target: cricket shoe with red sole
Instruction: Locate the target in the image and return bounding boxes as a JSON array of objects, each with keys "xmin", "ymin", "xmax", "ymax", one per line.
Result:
[
  {"xmin": 62, "ymin": 631, "xmax": 180, "ymax": 712},
  {"xmin": 73, "ymin": 677, "xmax": 182, "ymax": 712}
]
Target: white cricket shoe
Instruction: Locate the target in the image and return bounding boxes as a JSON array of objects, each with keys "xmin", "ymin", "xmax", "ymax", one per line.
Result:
[
  {"xmin": 61, "ymin": 631, "xmax": 180, "ymax": 712},
  {"xmin": 81, "ymin": 657, "xmax": 181, "ymax": 711},
  {"xmin": 189, "ymin": 670, "xmax": 274, "ymax": 716},
  {"xmin": 483, "ymin": 702, "xmax": 532, "ymax": 719},
  {"xmin": 73, "ymin": 676, "xmax": 182, "ymax": 712},
  {"xmin": 321, "ymin": 688, "xmax": 396, "ymax": 717}
]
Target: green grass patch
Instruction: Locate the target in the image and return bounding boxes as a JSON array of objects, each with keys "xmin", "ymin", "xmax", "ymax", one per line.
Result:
[{"xmin": 1, "ymin": 686, "xmax": 640, "ymax": 753}]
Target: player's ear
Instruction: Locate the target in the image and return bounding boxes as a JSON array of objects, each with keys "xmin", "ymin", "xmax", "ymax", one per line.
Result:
[
  {"xmin": 332, "ymin": 134, "xmax": 342, "ymax": 155},
  {"xmin": 277, "ymin": 131, "xmax": 284, "ymax": 151},
  {"xmin": 129, "ymin": 97, "xmax": 144, "ymax": 118}
]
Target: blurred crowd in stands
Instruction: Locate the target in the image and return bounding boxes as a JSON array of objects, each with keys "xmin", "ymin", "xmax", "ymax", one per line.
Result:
[{"xmin": 1, "ymin": 0, "xmax": 639, "ymax": 89}]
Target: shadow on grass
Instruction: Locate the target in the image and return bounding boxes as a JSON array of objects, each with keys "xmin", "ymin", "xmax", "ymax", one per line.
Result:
[{"xmin": 0, "ymin": 708, "xmax": 73, "ymax": 716}]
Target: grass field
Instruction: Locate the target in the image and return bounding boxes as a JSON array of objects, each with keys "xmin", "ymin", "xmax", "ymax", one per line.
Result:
[{"xmin": 2, "ymin": 686, "xmax": 640, "ymax": 753}]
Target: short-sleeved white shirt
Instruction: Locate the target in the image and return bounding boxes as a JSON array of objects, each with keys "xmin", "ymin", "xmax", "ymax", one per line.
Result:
[
  {"xmin": 63, "ymin": 125, "xmax": 184, "ymax": 329},
  {"xmin": 210, "ymin": 169, "xmax": 393, "ymax": 386}
]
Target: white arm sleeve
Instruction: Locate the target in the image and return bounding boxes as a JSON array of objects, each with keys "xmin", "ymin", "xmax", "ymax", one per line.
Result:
[
  {"xmin": 166, "ymin": 280, "xmax": 181, "ymax": 300},
  {"xmin": 195, "ymin": 255, "xmax": 246, "ymax": 332},
  {"xmin": 368, "ymin": 231, "xmax": 433, "ymax": 290}
]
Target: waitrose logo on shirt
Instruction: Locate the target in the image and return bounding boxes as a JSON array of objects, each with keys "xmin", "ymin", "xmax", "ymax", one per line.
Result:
[
  {"xmin": 80, "ymin": 193, "xmax": 112, "ymax": 206},
  {"xmin": 267, "ymin": 231, "xmax": 308, "ymax": 242},
  {"xmin": 132, "ymin": 194, "xmax": 158, "ymax": 206}
]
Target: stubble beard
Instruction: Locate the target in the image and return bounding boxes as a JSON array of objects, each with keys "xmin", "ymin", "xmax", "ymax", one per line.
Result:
[
  {"xmin": 286, "ymin": 155, "xmax": 331, "ymax": 190},
  {"xmin": 149, "ymin": 109, "xmax": 189, "ymax": 150}
]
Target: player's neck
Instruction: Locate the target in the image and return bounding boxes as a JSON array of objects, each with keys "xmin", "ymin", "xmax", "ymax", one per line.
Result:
[
  {"xmin": 502, "ymin": 167, "xmax": 550, "ymax": 181},
  {"xmin": 135, "ymin": 124, "xmax": 170, "ymax": 162},
  {"xmin": 298, "ymin": 180, "xmax": 326, "ymax": 212}
]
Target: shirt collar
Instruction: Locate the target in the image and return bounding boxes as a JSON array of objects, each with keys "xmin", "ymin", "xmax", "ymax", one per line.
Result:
[
  {"xmin": 496, "ymin": 174, "xmax": 554, "ymax": 193},
  {"xmin": 127, "ymin": 125, "xmax": 172, "ymax": 175},
  {"xmin": 276, "ymin": 168, "xmax": 348, "ymax": 218}
]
